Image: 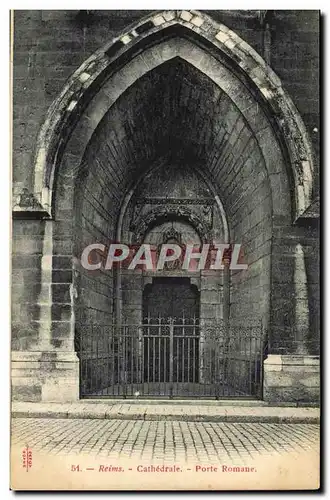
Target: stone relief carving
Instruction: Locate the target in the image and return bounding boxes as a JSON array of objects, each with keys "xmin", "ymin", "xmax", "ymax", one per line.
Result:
[
  {"xmin": 130, "ymin": 197, "xmax": 214, "ymax": 243},
  {"xmin": 12, "ymin": 188, "xmax": 50, "ymax": 218},
  {"xmin": 158, "ymin": 227, "xmax": 183, "ymax": 270}
]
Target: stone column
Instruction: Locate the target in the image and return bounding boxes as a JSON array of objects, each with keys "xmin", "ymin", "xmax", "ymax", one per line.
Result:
[
  {"xmin": 121, "ymin": 269, "xmax": 143, "ymax": 324},
  {"xmin": 12, "ymin": 215, "xmax": 79, "ymax": 403},
  {"xmin": 264, "ymin": 239, "xmax": 320, "ymax": 403},
  {"xmin": 294, "ymin": 243, "xmax": 309, "ymax": 354},
  {"xmin": 199, "ymin": 270, "xmax": 223, "ymax": 384},
  {"xmin": 223, "ymin": 261, "xmax": 230, "ymax": 329}
]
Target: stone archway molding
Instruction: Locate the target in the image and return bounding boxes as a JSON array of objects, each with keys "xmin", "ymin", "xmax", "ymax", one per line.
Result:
[
  {"xmin": 132, "ymin": 206, "xmax": 212, "ymax": 244},
  {"xmin": 29, "ymin": 9, "xmax": 314, "ymax": 222},
  {"xmin": 117, "ymin": 158, "xmax": 230, "ymax": 244}
]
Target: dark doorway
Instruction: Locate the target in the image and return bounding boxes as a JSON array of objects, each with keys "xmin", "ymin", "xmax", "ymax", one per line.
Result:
[
  {"xmin": 142, "ymin": 277, "xmax": 200, "ymax": 385},
  {"xmin": 143, "ymin": 277, "xmax": 199, "ymax": 321}
]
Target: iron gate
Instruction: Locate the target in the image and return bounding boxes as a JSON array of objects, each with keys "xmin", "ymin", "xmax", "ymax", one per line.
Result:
[{"xmin": 78, "ymin": 318, "xmax": 266, "ymax": 399}]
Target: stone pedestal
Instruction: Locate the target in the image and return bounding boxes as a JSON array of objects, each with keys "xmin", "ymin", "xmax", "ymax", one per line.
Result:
[
  {"xmin": 11, "ymin": 351, "xmax": 80, "ymax": 402},
  {"xmin": 263, "ymin": 354, "xmax": 320, "ymax": 403}
]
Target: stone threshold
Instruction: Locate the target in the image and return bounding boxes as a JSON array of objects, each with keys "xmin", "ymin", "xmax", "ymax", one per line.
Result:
[
  {"xmin": 11, "ymin": 402, "xmax": 320, "ymax": 424},
  {"xmin": 80, "ymin": 398, "xmax": 319, "ymax": 407}
]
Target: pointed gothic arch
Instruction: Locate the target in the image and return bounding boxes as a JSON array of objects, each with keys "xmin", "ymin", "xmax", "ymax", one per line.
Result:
[{"xmin": 32, "ymin": 9, "xmax": 314, "ymax": 222}]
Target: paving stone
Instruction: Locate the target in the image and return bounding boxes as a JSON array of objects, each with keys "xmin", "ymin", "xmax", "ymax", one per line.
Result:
[{"xmin": 11, "ymin": 418, "xmax": 319, "ymax": 463}]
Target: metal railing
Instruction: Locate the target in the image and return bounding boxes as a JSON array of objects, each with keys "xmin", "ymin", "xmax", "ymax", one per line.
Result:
[{"xmin": 77, "ymin": 318, "xmax": 265, "ymax": 399}]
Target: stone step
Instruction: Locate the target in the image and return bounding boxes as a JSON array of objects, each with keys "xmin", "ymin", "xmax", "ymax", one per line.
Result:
[{"xmin": 11, "ymin": 402, "xmax": 320, "ymax": 424}]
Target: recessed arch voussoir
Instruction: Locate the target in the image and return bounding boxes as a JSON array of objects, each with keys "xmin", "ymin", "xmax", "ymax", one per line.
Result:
[
  {"xmin": 31, "ymin": 10, "xmax": 314, "ymax": 222},
  {"xmin": 56, "ymin": 40, "xmax": 286, "ymax": 223}
]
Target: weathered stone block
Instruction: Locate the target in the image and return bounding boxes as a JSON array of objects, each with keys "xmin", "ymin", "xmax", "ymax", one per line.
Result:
[
  {"xmin": 264, "ymin": 355, "xmax": 320, "ymax": 403},
  {"xmin": 51, "ymin": 283, "xmax": 71, "ymax": 303},
  {"xmin": 121, "ymin": 289, "xmax": 143, "ymax": 306},
  {"xmin": 52, "ymin": 270, "xmax": 72, "ymax": 283},
  {"xmin": 300, "ymin": 375, "xmax": 320, "ymax": 388},
  {"xmin": 11, "ymin": 351, "xmax": 80, "ymax": 402},
  {"xmin": 11, "ymin": 381, "xmax": 42, "ymax": 402},
  {"xmin": 52, "ymin": 255, "xmax": 72, "ymax": 270}
]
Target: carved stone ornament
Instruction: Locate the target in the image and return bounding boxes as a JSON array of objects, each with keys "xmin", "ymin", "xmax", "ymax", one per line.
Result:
[
  {"xmin": 132, "ymin": 205, "xmax": 211, "ymax": 243},
  {"xmin": 12, "ymin": 188, "xmax": 50, "ymax": 219}
]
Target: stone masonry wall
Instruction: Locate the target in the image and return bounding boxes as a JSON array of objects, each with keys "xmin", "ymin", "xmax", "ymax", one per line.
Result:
[
  {"xmin": 12, "ymin": 10, "xmax": 319, "ymax": 194},
  {"xmin": 12, "ymin": 220, "xmax": 45, "ymax": 351}
]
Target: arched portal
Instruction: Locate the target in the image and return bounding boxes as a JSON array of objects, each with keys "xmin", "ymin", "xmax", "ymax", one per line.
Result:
[
  {"xmin": 33, "ymin": 11, "xmax": 314, "ymax": 220},
  {"xmin": 18, "ymin": 10, "xmax": 318, "ymax": 402}
]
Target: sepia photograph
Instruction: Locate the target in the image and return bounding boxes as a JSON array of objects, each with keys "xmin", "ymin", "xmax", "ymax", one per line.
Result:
[{"xmin": 9, "ymin": 8, "xmax": 320, "ymax": 491}]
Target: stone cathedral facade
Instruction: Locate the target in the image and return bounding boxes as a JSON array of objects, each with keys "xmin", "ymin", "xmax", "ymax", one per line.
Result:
[{"xmin": 12, "ymin": 10, "xmax": 320, "ymax": 403}]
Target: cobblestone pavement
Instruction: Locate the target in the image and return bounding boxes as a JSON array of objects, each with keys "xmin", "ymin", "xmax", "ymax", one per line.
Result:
[{"xmin": 11, "ymin": 419, "xmax": 319, "ymax": 465}]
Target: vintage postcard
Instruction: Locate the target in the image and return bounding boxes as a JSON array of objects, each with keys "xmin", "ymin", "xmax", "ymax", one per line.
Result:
[{"xmin": 10, "ymin": 9, "xmax": 320, "ymax": 490}]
